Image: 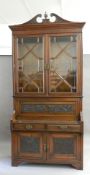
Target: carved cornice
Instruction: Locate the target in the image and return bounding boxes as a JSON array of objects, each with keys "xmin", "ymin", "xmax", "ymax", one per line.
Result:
[
  {"xmin": 9, "ymin": 12, "xmax": 85, "ymax": 31},
  {"xmin": 24, "ymin": 12, "xmax": 71, "ymax": 24}
]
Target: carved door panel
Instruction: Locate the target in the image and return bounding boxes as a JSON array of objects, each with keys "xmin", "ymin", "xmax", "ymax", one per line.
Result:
[
  {"xmin": 47, "ymin": 133, "xmax": 81, "ymax": 162},
  {"xmin": 16, "ymin": 132, "xmax": 46, "ymax": 160}
]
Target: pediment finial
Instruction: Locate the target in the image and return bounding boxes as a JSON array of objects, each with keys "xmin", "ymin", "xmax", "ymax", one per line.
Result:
[
  {"xmin": 43, "ymin": 12, "xmax": 49, "ymax": 23},
  {"xmin": 44, "ymin": 12, "xmax": 48, "ymax": 19}
]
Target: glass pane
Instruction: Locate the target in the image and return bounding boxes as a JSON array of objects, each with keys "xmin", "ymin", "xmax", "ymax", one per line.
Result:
[
  {"xmin": 17, "ymin": 36, "xmax": 44, "ymax": 93},
  {"xmin": 49, "ymin": 35, "xmax": 77, "ymax": 93}
]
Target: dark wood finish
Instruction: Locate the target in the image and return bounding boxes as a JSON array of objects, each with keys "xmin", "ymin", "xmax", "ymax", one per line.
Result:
[
  {"xmin": 11, "ymin": 117, "xmax": 83, "ymax": 169},
  {"xmin": 9, "ymin": 13, "xmax": 85, "ymax": 169}
]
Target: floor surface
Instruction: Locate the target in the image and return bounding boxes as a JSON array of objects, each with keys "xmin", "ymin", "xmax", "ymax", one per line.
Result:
[{"xmin": 0, "ymin": 134, "xmax": 90, "ymax": 175}]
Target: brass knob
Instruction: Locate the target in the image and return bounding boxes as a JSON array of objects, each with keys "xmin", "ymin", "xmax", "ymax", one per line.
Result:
[
  {"xmin": 26, "ymin": 124, "xmax": 33, "ymax": 130},
  {"xmin": 58, "ymin": 125, "xmax": 68, "ymax": 130}
]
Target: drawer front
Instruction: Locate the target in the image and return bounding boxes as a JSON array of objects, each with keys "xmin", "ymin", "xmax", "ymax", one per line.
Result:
[
  {"xmin": 12, "ymin": 123, "xmax": 45, "ymax": 131},
  {"xmin": 12, "ymin": 122, "xmax": 82, "ymax": 133},
  {"xmin": 47, "ymin": 124, "xmax": 82, "ymax": 133}
]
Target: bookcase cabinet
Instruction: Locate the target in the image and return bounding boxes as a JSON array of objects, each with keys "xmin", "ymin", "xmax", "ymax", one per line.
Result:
[{"xmin": 9, "ymin": 13, "xmax": 85, "ymax": 169}]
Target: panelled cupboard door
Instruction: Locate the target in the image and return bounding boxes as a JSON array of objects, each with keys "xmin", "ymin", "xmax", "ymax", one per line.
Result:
[
  {"xmin": 47, "ymin": 133, "xmax": 81, "ymax": 162},
  {"xmin": 13, "ymin": 132, "xmax": 46, "ymax": 160},
  {"xmin": 14, "ymin": 33, "xmax": 82, "ymax": 96}
]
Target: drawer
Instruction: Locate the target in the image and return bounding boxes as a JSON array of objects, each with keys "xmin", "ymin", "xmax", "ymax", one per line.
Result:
[
  {"xmin": 12, "ymin": 123, "xmax": 45, "ymax": 131},
  {"xmin": 47, "ymin": 124, "xmax": 82, "ymax": 133}
]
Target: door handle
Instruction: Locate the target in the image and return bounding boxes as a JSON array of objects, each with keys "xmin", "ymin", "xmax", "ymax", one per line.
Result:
[{"xmin": 25, "ymin": 124, "xmax": 33, "ymax": 130}]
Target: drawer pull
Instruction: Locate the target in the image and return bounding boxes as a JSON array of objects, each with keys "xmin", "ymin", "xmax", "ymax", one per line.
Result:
[
  {"xmin": 58, "ymin": 125, "xmax": 68, "ymax": 130},
  {"xmin": 26, "ymin": 124, "xmax": 33, "ymax": 130}
]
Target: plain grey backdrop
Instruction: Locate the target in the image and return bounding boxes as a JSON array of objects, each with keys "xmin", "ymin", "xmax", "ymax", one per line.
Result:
[{"xmin": 0, "ymin": 54, "xmax": 90, "ymax": 141}]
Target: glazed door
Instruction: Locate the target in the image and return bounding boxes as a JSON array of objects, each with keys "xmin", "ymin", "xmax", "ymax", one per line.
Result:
[
  {"xmin": 16, "ymin": 132, "xmax": 46, "ymax": 160},
  {"xmin": 48, "ymin": 34, "xmax": 81, "ymax": 95},
  {"xmin": 47, "ymin": 133, "xmax": 81, "ymax": 162},
  {"xmin": 14, "ymin": 34, "xmax": 81, "ymax": 96},
  {"xmin": 15, "ymin": 36, "xmax": 45, "ymax": 95}
]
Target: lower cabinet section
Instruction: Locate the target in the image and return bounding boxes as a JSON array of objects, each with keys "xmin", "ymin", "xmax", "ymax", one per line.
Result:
[{"xmin": 11, "ymin": 129, "xmax": 83, "ymax": 169}]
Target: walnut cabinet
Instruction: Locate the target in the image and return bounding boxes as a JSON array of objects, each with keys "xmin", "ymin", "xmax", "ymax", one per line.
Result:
[{"xmin": 9, "ymin": 13, "xmax": 85, "ymax": 169}]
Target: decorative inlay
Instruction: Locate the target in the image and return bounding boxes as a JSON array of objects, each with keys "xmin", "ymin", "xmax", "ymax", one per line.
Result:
[
  {"xmin": 21, "ymin": 104, "xmax": 74, "ymax": 113},
  {"xmin": 20, "ymin": 136, "xmax": 40, "ymax": 153},
  {"xmin": 53, "ymin": 138, "xmax": 74, "ymax": 154}
]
